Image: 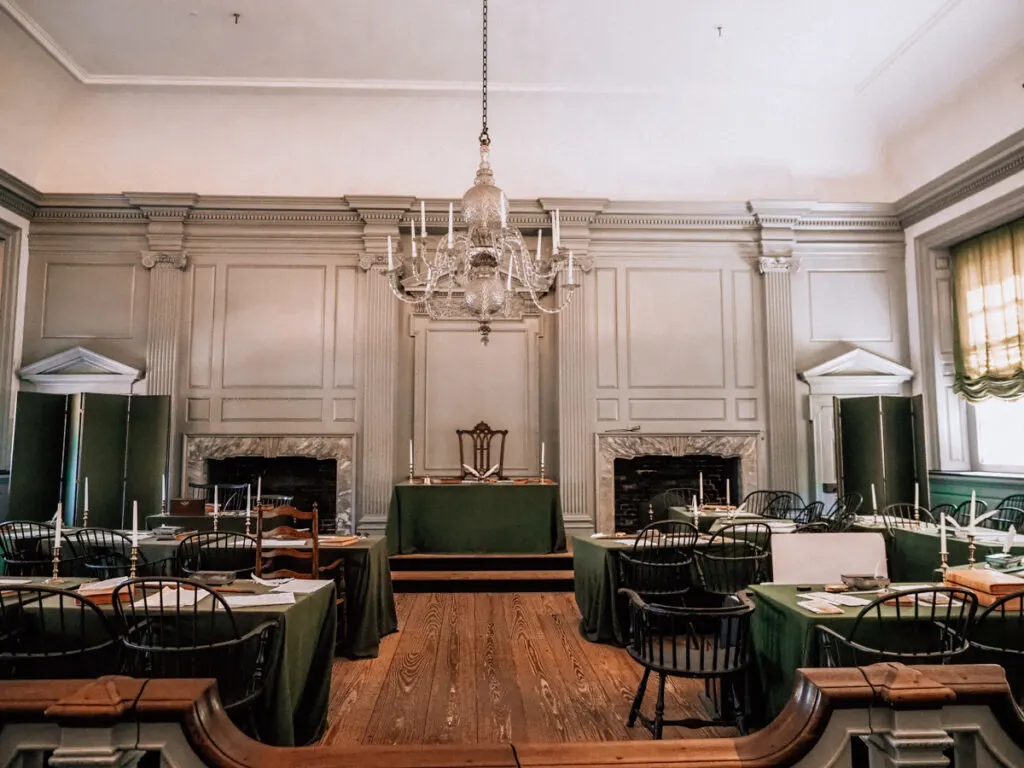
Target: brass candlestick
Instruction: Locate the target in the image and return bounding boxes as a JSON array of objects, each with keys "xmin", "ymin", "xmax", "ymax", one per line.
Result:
[
  {"xmin": 967, "ymin": 532, "xmax": 977, "ymax": 569},
  {"xmin": 913, "ymin": 507, "xmax": 921, "ymax": 527},
  {"xmin": 940, "ymin": 551, "xmax": 949, "ymax": 578},
  {"xmin": 46, "ymin": 545, "xmax": 64, "ymax": 585},
  {"xmin": 245, "ymin": 511, "xmax": 252, "ymax": 536},
  {"xmin": 129, "ymin": 545, "xmax": 139, "ymax": 578},
  {"xmin": 540, "ymin": 458, "xmax": 546, "ymax": 483},
  {"xmin": 213, "ymin": 509, "xmax": 219, "ymax": 532},
  {"xmin": 409, "ymin": 458, "xmax": 415, "ymax": 484}
]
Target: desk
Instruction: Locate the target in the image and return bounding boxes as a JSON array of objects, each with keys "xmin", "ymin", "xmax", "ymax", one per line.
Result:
[
  {"xmin": 667, "ymin": 507, "xmax": 764, "ymax": 534},
  {"xmin": 572, "ymin": 536, "xmax": 632, "ymax": 645},
  {"xmin": 386, "ymin": 483, "xmax": 565, "ymax": 554},
  {"xmin": 146, "ymin": 512, "xmax": 291, "ymax": 533},
  {"xmin": 137, "ymin": 535, "xmax": 397, "ymax": 658},
  {"xmin": 30, "ymin": 577, "xmax": 334, "ymax": 746},
  {"xmin": 889, "ymin": 527, "xmax": 1024, "ymax": 582}
]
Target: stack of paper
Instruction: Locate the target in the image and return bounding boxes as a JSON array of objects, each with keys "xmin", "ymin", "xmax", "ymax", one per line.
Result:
[
  {"xmin": 797, "ymin": 599, "xmax": 843, "ymax": 615},
  {"xmin": 131, "ymin": 587, "xmax": 208, "ymax": 610},
  {"xmin": 272, "ymin": 579, "xmax": 332, "ymax": 594},
  {"xmin": 223, "ymin": 592, "xmax": 296, "ymax": 608}
]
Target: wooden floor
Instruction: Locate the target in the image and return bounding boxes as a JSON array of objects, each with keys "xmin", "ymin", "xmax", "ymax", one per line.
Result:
[{"xmin": 322, "ymin": 592, "xmax": 737, "ymax": 745}]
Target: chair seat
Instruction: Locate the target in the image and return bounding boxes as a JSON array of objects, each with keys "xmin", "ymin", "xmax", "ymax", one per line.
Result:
[{"xmin": 633, "ymin": 638, "xmax": 742, "ymax": 676}]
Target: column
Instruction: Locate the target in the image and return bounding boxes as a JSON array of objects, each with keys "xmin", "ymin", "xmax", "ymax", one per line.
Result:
[
  {"xmin": 759, "ymin": 255, "xmax": 799, "ymax": 490},
  {"xmin": 354, "ymin": 200, "xmax": 409, "ymax": 532}
]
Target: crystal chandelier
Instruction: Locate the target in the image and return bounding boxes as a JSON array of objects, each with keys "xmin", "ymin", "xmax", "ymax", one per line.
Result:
[{"xmin": 382, "ymin": 0, "xmax": 579, "ymax": 345}]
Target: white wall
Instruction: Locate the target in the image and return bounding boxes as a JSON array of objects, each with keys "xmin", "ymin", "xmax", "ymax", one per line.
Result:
[{"xmin": 0, "ymin": 11, "xmax": 77, "ymax": 187}]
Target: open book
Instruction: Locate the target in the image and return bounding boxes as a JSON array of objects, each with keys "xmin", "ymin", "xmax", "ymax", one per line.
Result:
[{"xmin": 462, "ymin": 463, "xmax": 500, "ymax": 479}]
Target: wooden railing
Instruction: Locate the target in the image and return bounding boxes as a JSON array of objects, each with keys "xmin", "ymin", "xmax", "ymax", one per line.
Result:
[{"xmin": 1, "ymin": 665, "xmax": 1023, "ymax": 767}]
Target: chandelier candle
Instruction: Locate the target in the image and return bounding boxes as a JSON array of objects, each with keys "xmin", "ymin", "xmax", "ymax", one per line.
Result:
[
  {"xmin": 421, "ymin": 201, "xmax": 427, "ymax": 238},
  {"xmin": 448, "ymin": 203, "xmax": 454, "ymax": 246}
]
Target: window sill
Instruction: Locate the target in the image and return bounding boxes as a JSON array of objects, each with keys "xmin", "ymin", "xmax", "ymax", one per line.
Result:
[{"xmin": 930, "ymin": 470, "xmax": 1024, "ymax": 482}]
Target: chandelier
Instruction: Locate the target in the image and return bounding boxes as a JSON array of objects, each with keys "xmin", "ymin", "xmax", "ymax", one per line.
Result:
[{"xmin": 381, "ymin": 0, "xmax": 579, "ymax": 345}]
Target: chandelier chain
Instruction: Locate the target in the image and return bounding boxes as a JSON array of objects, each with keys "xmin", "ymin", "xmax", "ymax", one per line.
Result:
[{"xmin": 479, "ymin": 0, "xmax": 490, "ymax": 146}]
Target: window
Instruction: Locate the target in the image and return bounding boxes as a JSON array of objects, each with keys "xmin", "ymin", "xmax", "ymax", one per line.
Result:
[{"xmin": 969, "ymin": 398, "xmax": 1024, "ymax": 474}]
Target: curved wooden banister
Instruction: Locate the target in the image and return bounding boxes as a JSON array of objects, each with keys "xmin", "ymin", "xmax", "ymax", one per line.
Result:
[{"xmin": 0, "ymin": 665, "xmax": 1020, "ymax": 768}]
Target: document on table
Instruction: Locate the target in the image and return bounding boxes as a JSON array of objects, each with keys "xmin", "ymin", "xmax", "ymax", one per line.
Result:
[
  {"xmin": 78, "ymin": 576, "xmax": 131, "ymax": 594},
  {"xmin": 797, "ymin": 599, "xmax": 844, "ymax": 615},
  {"xmin": 803, "ymin": 592, "xmax": 871, "ymax": 607},
  {"xmin": 132, "ymin": 587, "xmax": 209, "ymax": 610},
  {"xmin": 259, "ymin": 538, "xmax": 310, "ymax": 548},
  {"xmin": 272, "ymin": 579, "xmax": 333, "ymax": 594},
  {"xmin": 252, "ymin": 576, "xmax": 293, "ymax": 587},
  {"xmin": 0, "ymin": 578, "xmax": 32, "ymax": 586},
  {"xmin": 223, "ymin": 592, "xmax": 297, "ymax": 608}
]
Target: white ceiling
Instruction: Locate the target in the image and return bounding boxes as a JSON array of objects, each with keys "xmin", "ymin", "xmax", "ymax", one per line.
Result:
[{"xmin": 5, "ymin": 0, "xmax": 1022, "ymax": 103}]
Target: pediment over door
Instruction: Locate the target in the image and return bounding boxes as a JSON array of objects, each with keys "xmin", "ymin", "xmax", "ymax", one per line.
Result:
[
  {"xmin": 800, "ymin": 348, "xmax": 914, "ymax": 396},
  {"xmin": 18, "ymin": 347, "xmax": 143, "ymax": 394}
]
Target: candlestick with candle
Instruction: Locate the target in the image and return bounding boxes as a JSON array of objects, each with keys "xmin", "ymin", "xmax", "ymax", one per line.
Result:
[
  {"xmin": 939, "ymin": 512, "xmax": 949, "ymax": 576},
  {"xmin": 409, "ymin": 438, "xmax": 415, "ymax": 483},
  {"xmin": 552, "ymin": 210, "xmax": 560, "ymax": 255},
  {"xmin": 213, "ymin": 485, "xmax": 219, "ymax": 533},
  {"xmin": 130, "ymin": 500, "xmax": 139, "ymax": 577},
  {"xmin": 387, "ymin": 235, "xmax": 394, "ymax": 271},
  {"xmin": 871, "ymin": 483, "xmax": 878, "ymax": 523},
  {"xmin": 567, "ymin": 251, "xmax": 575, "ymax": 284},
  {"xmin": 970, "ymin": 490, "xmax": 977, "ymax": 532},
  {"xmin": 421, "ymin": 201, "xmax": 427, "ymax": 238},
  {"xmin": 83, "ymin": 476, "xmax": 90, "ymax": 527},
  {"xmin": 540, "ymin": 442, "xmax": 546, "ymax": 482},
  {"xmin": 448, "ymin": 203, "xmax": 454, "ymax": 246},
  {"xmin": 699, "ymin": 472, "xmax": 704, "ymax": 506},
  {"xmin": 161, "ymin": 472, "xmax": 167, "ymax": 516},
  {"xmin": 726, "ymin": 479, "xmax": 731, "ymax": 507},
  {"xmin": 48, "ymin": 503, "xmax": 64, "ymax": 583},
  {"xmin": 245, "ymin": 483, "xmax": 252, "ymax": 536},
  {"xmin": 256, "ymin": 476, "xmax": 262, "ymax": 509},
  {"xmin": 913, "ymin": 482, "xmax": 920, "ymax": 525},
  {"xmin": 536, "ymin": 229, "xmax": 542, "ymax": 264},
  {"xmin": 410, "ymin": 219, "xmax": 417, "ymax": 261}
]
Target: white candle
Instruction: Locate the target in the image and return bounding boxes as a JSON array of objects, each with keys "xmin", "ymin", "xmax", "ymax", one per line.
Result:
[
  {"xmin": 940, "ymin": 512, "xmax": 947, "ymax": 554},
  {"xmin": 213, "ymin": 485, "xmax": 219, "ymax": 514},
  {"xmin": 246, "ymin": 484, "xmax": 252, "ymax": 515},
  {"xmin": 83, "ymin": 477, "xmax": 89, "ymax": 511},
  {"xmin": 256, "ymin": 476, "xmax": 262, "ymax": 502},
  {"xmin": 409, "ymin": 438, "xmax": 414, "ymax": 469},
  {"xmin": 567, "ymin": 251, "xmax": 575, "ymax": 283},
  {"xmin": 421, "ymin": 201, "xmax": 427, "ymax": 237},
  {"xmin": 387, "ymin": 235, "xmax": 394, "ymax": 271},
  {"xmin": 500, "ymin": 204, "xmax": 507, "ymax": 230},
  {"xmin": 54, "ymin": 503, "xmax": 62, "ymax": 549},
  {"xmin": 132, "ymin": 500, "xmax": 138, "ymax": 547},
  {"xmin": 914, "ymin": 482, "xmax": 919, "ymax": 511},
  {"xmin": 161, "ymin": 473, "xmax": 166, "ymax": 503},
  {"xmin": 540, "ymin": 442, "xmax": 545, "ymax": 467},
  {"xmin": 506, "ymin": 258, "xmax": 513, "ymax": 290},
  {"xmin": 699, "ymin": 472, "xmax": 704, "ymax": 505},
  {"xmin": 448, "ymin": 202, "xmax": 454, "ymax": 246},
  {"xmin": 536, "ymin": 229, "xmax": 543, "ymax": 264},
  {"xmin": 410, "ymin": 219, "xmax": 417, "ymax": 260},
  {"xmin": 871, "ymin": 483, "xmax": 878, "ymax": 511},
  {"xmin": 726, "ymin": 479, "xmax": 731, "ymax": 506},
  {"xmin": 552, "ymin": 210, "xmax": 560, "ymax": 254},
  {"xmin": 970, "ymin": 490, "xmax": 977, "ymax": 531},
  {"xmin": 555, "ymin": 209, "xmax": 561, "ymax": 249}
]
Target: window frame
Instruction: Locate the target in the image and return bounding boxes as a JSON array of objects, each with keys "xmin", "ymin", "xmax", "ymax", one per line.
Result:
[{"xmin": 966, "ymin": 399, "xmax": 1024, "ymax": 475}]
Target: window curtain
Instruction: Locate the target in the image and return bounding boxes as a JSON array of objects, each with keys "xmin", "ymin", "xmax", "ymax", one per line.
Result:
[{"xmin": 952, "ymin": 215, "xmax": 1024, "ymax": 402}]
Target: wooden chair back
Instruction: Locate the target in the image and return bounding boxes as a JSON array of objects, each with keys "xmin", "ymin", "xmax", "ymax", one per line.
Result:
[
  {"xmin": 255, "ymin": 503, "xmax": 320, "ymax": 579},
  {"xmin": 456, "ymin": 421, "xmax": 508, "ymax": 479}
]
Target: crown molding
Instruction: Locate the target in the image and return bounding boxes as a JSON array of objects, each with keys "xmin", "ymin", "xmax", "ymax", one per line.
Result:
[
  {"xmin": 0, "ymin": 168, "xmax": 41, "ymax": 219},
  {"xmin": 895, "ymin": 127, "xmax": 1024, "ymax": 227}
]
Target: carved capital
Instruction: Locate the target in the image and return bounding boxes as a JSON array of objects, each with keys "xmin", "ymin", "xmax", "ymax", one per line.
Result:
[
  {"xmin": 141, "ymin": 250, "xmax": 188, "ymax": 270},
  {"xmin": 758, "ymin": 255, "xmax": 798, "ymax": 274}
]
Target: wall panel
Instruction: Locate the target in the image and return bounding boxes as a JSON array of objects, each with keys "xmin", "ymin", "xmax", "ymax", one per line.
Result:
[
  {"xmin": 808, "ymin": 270, "xmax": 893, "ymax": 342},
  {"xmin": 42, "ymin": 264, "xmax": 135, "ymax": 339},
  {"xmin": 188, "ymin": 265, "xmax": 216, "ymax": 388}
]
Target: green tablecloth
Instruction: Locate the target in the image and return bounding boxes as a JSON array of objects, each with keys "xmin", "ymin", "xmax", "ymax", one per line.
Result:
[
  {"xmin": 32, "ymin": 577, "xmax": 335, "ymax": 746},
  {"xmin": 386, "ymin": 482, "xmax": 566, "ymax": 554},
  {"xmin": 889, "ymin": 527, "xmax": 1024, "ymax": 582},
  {"xmin": 573, "ymin": 536, "xmax": 632, "ymax": 645},
  {"xmin": 137, "ymin": 534, "xmax": 397, "ymax": 658}
]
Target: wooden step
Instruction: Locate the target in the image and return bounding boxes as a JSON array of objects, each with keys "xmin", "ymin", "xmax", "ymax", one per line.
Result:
[{"xmin": 391, "ymin": 569, "xmax": 575, "ymax": 582}]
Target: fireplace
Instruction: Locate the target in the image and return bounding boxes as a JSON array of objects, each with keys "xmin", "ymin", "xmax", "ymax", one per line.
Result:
[
  {"xmin": 596, "ymin": 432, "xmax": 762, "ymax": 533},
  {"xmin": 614, "ymin": 454, "xmax": 741, "ymax": 532},
  {"xmin": 207, "ymin": 457, "xmax": 337, "ymax": 533},
  {"xmin": 183, "ymin": 435, "xmax": 354, "ymax": 533}
]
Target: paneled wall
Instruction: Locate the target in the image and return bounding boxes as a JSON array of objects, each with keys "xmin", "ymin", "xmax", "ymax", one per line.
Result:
[
  {"xmin": 182, "ymin": 255, "xmax": 360, "ymax": 435},
  {"xmin": 590, "ymin": 245, "xmax": 766, "ymax": 437}
]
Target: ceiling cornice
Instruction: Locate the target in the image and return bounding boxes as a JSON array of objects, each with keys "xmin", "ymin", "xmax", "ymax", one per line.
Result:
[
  {"xmin": 895, "ymin": 126, "xmax": 1024, "ymax": 227},
  {"xmin": 0, "ymin": 168, "xmax": 41, "ymax": 219}
]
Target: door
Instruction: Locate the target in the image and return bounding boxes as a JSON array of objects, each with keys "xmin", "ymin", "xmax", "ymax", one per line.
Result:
[
  {"xmin": 75, "ymin": 393, "xmax": 130, "ymax": 529},
  {"xmin": 124, "ymin": 395, "xmax": 171, "ymax": 527},
  {"xmin": 835, "ymin": 396, "xmax": 885, "ymax": 513},
  {"xmin": 8, "ymin": 392, "xmax": 69, "ymax": 522}
]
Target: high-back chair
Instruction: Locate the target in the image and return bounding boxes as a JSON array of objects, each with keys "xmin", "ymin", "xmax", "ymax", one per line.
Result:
[
  {"xmin": 980, "ymin": 505, "xmax": 1024, "ymax": 532},
  {"xmin": 696, "ymin": 522, "xmax": 772, "ymax": 597},
  {"xmin": 953, "ymin": 498, "xmax": 988, "ymax": 527},
  {"xmin": 256, "ymin": 504, "xmax": 320, "ymax": 579},
  {"xmin": 111, "ymin": 577, "xmax": 276, "ymax": 737},
  {"xmin": 816, "ymin": 586, "xmax": 977, "ymax": 667},
  {"xmin": 739, "ymin": 490, "xmax": 778, "ymax": 518},
  {"xmin": 68, "ymin": 528, "xmax": 171, "ymax": 579},
  {"xmin": 0, "ymin": 584, "xmax": 120, "ymax": 679},
  {"xmin": 764, "ymin": 492, "xmax": 805, "ymax": 521},
  {"xmin": 621, "ymin": 589, "xmax": 755, "ymax": 738},
  {"xmin": 618, "ymin": 520, "xmax": 699, "ymax": 604},
  {"xmin": 966, "ymin": 589, "xmax": 1024, "ymax": 701},
  {"xmin": 177, "ymin": 531, "xmax": 257, "ymax": 579},
  {"xmin": 826, "ymin": 493, "xmax": 863, "ymax": 522},
  {"xmin": 647, "ymin": 488, "xmax": 698, "ymax": 525},
  {"xmin": 456, "ymin": 421, "xmax": 508, "ymax": 480}
]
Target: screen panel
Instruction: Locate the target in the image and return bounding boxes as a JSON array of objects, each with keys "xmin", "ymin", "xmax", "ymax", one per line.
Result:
[{"xmin": 8, "ymin": 392, "xmax": 68, "ymax": 522}]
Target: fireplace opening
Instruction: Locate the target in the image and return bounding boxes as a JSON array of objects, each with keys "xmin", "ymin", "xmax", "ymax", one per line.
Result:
[
  {"xmin": 613, "ymin": 454, "xmax": 741, "ymax": 533},
  {"xmin": 206, "ymin": 457, "xmax": 337, "ymax": 533}
]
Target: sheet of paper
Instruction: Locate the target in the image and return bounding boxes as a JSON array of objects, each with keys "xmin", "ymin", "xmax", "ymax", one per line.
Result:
[
  {"xmin": 889, "ymin": 584, "xmax": 932, "ymax": 592},
  {"xmin": 131, "ymin": 587, "xmax": 209, "ymax": 610},
  {"xmin": 223, "ymin": 592, "xmax": 297, "ymax": 608},
  {"xmin": 804, "ymin": 591, "xmax": 871, "ymax": 607},
  {"xmin": 251, "ymin": 576, "xmax": 293, "ymax": 587},
  {"xmin": 78, "ymin": 576, "xmax": 131, "ymax": 594},
  {"xmin": 259, "ymin": 538, "xmax": 310, "ymax": 548},
  {"xmin": 0, "ymin": 578, "xmax": 32, "ymax": 585},
  {"xmin": 272, "ymin": 579, "xmax": 332, "ymax": 594}
]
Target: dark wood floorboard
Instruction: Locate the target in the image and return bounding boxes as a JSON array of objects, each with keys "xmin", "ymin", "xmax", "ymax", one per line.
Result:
[{"xmin": 322, "ymin": 592, "xmax": 738, "ymax": 746}]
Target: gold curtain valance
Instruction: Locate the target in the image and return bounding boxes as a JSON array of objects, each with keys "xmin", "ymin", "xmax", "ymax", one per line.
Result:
[{"xmin": 952, "ymin": 215, "xmax": 1024, "ymax": 402}]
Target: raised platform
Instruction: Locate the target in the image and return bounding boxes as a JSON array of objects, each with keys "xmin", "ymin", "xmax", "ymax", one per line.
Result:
[{"xmin": 388, "ymin": 552, "xmax": 574, "ymax": 593}]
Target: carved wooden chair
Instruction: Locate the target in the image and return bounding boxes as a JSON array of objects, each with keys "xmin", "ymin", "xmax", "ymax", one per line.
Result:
[{"xmin": 456, "ymin": 421, "xmax": 508, "ymax": 480}]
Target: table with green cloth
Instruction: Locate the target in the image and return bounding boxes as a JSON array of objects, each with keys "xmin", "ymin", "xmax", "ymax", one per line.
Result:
[
  {"xmin": 667, "ymin": 507, "xmax": 764, "ymax": 534},
  {"xmin": 573, "ymin": 536, "xmax": 634, "ymax": 645},
  {"xmin": 146, "ymin": 512, "xmax": 291, "ymax": 533},
  {"xmin": 137, "ymin": 534, "xmax": 398, "ymax": 658},
  {"xmin": 889, "ymin": 527, "xmax": 1024, "ymax": 582},
  {"xmin": 386, "ymin": 482, "xmax": 566, "ymax": 554},
  {"xmin": 28, "ymin": 577, "xmax": 335, "ymax": 746}
]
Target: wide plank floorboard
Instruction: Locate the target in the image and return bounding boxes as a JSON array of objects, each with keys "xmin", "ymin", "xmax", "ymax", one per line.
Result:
[{"xmin": 322, "ymin": 592, "xmax": 738, "ymax": 746}]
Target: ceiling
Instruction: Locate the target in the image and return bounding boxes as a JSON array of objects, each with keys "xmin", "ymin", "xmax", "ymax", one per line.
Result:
[{"xmin": 4, "ymin": 0, "xmax": 1022, "ymax": 106}]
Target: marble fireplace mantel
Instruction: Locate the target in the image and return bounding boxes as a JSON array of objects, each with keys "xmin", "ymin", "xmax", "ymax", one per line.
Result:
[
  {"xmin": 182, "ymin": 434, "xmax": 355, "ymax": 533},
  {"xmin": 595, "ymin": 432, "xmax": 762, "ymax": 533}
]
